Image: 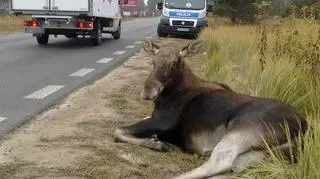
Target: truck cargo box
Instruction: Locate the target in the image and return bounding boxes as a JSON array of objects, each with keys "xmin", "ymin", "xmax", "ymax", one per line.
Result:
[{"xmin": 10, "ymin": 0, "xmax": 120, "ymax": 18}]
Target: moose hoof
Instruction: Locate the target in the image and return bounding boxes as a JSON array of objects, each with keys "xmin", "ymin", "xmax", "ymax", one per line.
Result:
[
  {"xmin": 114, "ymin": 128, "xmax": 125, "ymax": 143},
  {"xmin": 143, "ymin": 139, "xmax": 173, "ymax": 152},
  {"xmin": 158, "ymin": 141, "xmax": 173, "ymax": 152}
]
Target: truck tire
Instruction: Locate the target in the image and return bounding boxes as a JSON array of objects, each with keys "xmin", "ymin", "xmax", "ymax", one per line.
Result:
[
  {"xmin": 112, "ymin": 22, "xmax": 121, "ymax": 39},
  {"xmin": 91, "ymin": 19, "xmax": 102, "ymax": 46},
  {"xmin": 36, "ymin": 34, "xmax": 49, "ymax": 45}
]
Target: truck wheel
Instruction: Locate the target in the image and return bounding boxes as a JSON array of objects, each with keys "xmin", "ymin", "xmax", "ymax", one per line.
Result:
[
  {"xmin": 91, "ymin": 19, "xmax": 102, "ymax": 46},
  {"xmin": 112, "ymin": 22, "xmax": 121, "ymax": 39},
  {"xmin": 36, "ymin": 34, "xmax": 49, "ymax": 45}
]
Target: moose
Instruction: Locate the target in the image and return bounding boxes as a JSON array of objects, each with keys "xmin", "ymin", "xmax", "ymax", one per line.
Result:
[{"xmin": 114, "ymin": 39, "xmax": 308, "ymax": 179}]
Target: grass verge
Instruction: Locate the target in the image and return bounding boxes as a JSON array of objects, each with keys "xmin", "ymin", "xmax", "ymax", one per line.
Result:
[
  {"xmin": 0, "ymin": 14, "xmax": 30, "ymax": 34},
  {"xmin": 199, "ymin": 16, "xmax": 320, "ymax": 178}
]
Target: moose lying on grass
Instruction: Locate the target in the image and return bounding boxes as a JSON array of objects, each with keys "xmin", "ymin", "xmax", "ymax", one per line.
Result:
[{"xmin": 114, "ymin": 39, "xmax": 308, "ymax": 179}]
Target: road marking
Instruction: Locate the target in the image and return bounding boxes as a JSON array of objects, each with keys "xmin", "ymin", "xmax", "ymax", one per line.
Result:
[
  {"xmin": 113, "ymin": 51, "xmax": 126, "ymax": 55},
  {"xmin": 0, "ymin": 117, "xmax": 7, "ymax": 122},
  {"xmin": 146, "ymin": 36, "xmax": 152, "ymax": 39},
  {"xmin": 69, "ymin": 68, "xmax": 95, "ymax": 77},
  {"xmin": 96, "ymin": 58, "xmax": 114, "ymax": 64},
  {"xmin": 125, "ymin": 45, "xmax": 136, "ymax": 49},
  {"xmin": 24, "ymin": 85, "xmax": 64, "ymax": 100},
  {"xmin": 134, "ymin": 41, "xmax": 142, "ymax": 45}
]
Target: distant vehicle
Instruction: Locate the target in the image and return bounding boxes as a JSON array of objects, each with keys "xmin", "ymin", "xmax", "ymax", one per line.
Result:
[
  {"xmin": 9, "ymin": 0, "xmax": 128, "ymax": 46},
  {"xmin": 156, "ymin": 0, "xmax": 213, "ymax": 38},
  {"xmin": 119, "ymin": 0, "xmax": 140, "ymax": 17}
]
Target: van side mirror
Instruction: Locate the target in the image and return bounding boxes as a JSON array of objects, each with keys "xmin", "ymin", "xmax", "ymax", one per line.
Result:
[
  {"xmin": 157, "ymin": 2, "xmax": 163, "ymax": 10},
  {"xmin": 207, "ymin": 5, "xmax": 213, "ymax": 12}
]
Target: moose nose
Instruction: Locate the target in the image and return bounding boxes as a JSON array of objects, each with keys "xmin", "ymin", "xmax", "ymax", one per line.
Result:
[
  {"xmin": 141, "ymin": 88, "xmax": 158, "ymax": 100},
  {"xmin": 141, "ymin": 91, "xmax": 148, "ymax": 100}
]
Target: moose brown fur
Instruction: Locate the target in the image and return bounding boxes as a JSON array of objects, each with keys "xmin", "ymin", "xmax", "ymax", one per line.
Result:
[{"xmin": 114, "ymin": 40, "xmax": 308, "ymax": 179}]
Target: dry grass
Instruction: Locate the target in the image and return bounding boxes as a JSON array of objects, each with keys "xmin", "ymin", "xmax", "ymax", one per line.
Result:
[
  {"xmin": 0, "ymin": 14, "xmax": 30, "ymax": 34},
  {"xmin": 0, "ymin": 38, "xmax": 206, "ymax": 179},
  {"xmin": 199, "ymin": 16, "xmax": 320, "ymax": 179}
]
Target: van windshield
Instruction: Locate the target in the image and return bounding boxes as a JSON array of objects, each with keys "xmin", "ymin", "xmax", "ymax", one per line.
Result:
[{"xmin": 165, "ymin": 0, "xmax": 205, "ymax": 10}]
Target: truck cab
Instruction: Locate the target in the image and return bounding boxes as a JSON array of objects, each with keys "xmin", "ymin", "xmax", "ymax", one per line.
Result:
[{"xmin": 156, "ymin": 0, "xmax": 213, "ymax": 38}]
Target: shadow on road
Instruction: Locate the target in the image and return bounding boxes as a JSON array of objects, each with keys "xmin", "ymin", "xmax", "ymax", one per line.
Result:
[{"xmin": 37, "ymin": 35, "xmax": 116, "ymax": 49}]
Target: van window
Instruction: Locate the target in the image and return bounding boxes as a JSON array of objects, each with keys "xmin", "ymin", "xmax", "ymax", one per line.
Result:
[{"xmin": 165, "ymin": 0, "xmax": 205, "ymax": 10}]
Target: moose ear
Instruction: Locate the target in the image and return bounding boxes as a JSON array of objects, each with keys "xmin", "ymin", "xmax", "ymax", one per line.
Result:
[
  {"xmin": 179, "ymin": 40, "xmax": 204, "ymax": 57},
  {"xmin": 142, "ymin": 39, "xmax": 160, "ymax": 56}
]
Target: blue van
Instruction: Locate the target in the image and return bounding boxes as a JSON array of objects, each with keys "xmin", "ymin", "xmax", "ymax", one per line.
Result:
[{"xmin": 156, "ymin": 0, "xmax": 213, "ymax": 38}]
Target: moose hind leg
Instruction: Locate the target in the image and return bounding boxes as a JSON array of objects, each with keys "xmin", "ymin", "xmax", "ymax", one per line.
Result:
[
  {"xmin": 231, "ymin": 150, "xmax": 267, "ymax": 175},
  {"xmin": 172, "ymin": 130, "xmax": 262, "ymax": 179},
  {"xmin": 232, "ymin": 141, "xmax": 292, "ymax": 175}
]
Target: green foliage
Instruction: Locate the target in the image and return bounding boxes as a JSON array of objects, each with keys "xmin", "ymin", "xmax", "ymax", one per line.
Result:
[
  {"xmin": 284, "ymin": 3, "xmax": 320, "ymax": 19},
  {"xmin": 270, "ymin": 18, "xmax": 320, "ymax": 88},
  {"xmin": 212, "ymin": 0, "xmax": 272, "ymax": 23},
  {"xmin": 212, "ymin": 0, "xmax": 320, "ymax": 23}
]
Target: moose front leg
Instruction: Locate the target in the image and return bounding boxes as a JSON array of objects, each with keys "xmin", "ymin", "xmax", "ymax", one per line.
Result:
[{"xmin": 114, "ymin": 116, "xmax": 175, "ymax": 152}]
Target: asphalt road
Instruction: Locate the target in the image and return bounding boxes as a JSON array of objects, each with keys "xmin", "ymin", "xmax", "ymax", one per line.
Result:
[{"xmin": 0, "ymin": 17, "xmax": 159, "ymax": 138}]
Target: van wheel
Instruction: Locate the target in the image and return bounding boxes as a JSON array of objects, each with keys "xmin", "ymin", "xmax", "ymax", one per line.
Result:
[
  {"xmin": 91, "ymin": 19, "xmax": 102, "ymax": 46},
  {"xmin": 112, "ymin": 22, "xmax": 121, "ymax": 39},
  {"xmin": 36, "ymin": 33, "xmax": 49, "ymax": 45},
  {"xmin": 191, "ymin": 34, "xmax": 198, "ymax": 39},
  {"xmin": 157, "ymin": 29, "xmax": 167, "ymax": 37}
]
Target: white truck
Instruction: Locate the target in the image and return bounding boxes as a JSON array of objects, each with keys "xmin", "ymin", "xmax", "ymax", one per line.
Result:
[{"xmin": 9, "ymin": 0, "xmax": 128, "ymax": 46}]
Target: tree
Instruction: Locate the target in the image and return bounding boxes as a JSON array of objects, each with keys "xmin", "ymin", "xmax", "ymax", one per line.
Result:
[
  {"xmin": 213, "ymin": 0, "xmax": 273, "ymax": 23},
  {"xmin": 213, "ymin": 0, "xmax": 258, "ymax": 22}
]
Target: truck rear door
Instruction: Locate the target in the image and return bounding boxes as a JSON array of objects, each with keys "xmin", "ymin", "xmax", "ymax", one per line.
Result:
[
  {"xmin": 51, "ymin": 0, "xmax": 89, "ymax": 12},
  {"xmin": 11, "ymin": 0, "xmax": 49, "ymax": 11}
]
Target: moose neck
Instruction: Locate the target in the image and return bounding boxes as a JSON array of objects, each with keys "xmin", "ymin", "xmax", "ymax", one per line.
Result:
[
  {"xmin": 179, "ymin": 61, "xmax": 202, "ymax": 89},
  {"xmin": 161, "ymin": 60, "xmax": 228, "ymax": 98},
  {"xmin": 176, "ymin": 60, "xmax": 228, "ymax": 93}
]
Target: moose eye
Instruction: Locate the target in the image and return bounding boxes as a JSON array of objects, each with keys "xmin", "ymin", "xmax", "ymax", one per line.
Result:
[{"xmin": 171, "ymin": 62, "xmax": 177, "ymax": 69}]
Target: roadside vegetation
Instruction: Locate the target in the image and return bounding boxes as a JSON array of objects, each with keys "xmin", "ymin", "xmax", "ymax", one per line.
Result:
[
  {"xmin": 0, "ymin": 12, "xmax": 29, "ymax": 34},
  {"xmin": 199, "ymin": 5, "xmax": 320, "ymax": 178}
]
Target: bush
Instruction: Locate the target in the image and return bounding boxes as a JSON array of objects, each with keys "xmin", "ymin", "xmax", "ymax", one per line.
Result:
[
  {"xmin": 281, "ymin": 3, "xmax": 320, "ymax": 19},
  {"xmin": 213, "ymin": 0, "xmax": 272, "ymax": 23}
]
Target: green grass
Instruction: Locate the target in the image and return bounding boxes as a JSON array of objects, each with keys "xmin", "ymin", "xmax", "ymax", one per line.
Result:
[{"xmin": 199, "ymin": 17, "xmax": 320, "ymax": 178}]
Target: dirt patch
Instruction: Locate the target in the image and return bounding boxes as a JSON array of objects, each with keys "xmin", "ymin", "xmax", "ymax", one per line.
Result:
[{"xmin": 0, "ymin": 37, "xmax": 208, "ymax": 179}]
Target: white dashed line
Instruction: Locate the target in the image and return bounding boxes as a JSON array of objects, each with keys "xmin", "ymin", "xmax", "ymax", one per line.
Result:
[
  {"xmin": 69, "ymin": 68, "xmax": 95, "ymax": 77},
  {"xmin": 0, "ymin": 117, "xmax": 7, "ymax": 122},
  {"xmin": 24, "ymin": 85, "xmax": 64, "ymax": 100},
  {"xmin": 96, "ymin": 58, "xmax": 114, "ymax": 64},
  {"xmin": 125, "ymin": 45, "xmax": 136, "ymax": 49},
  {"xmin": 134, "ymin": 41, "xmax": 142, "ymax": 44},
  {"xmin": 146, "ymin": 36, "xmax": 152, "ymax": 39},
  {"xmin": 113, "ymin": 51, "xmax": 126, "ymax": 55}
]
